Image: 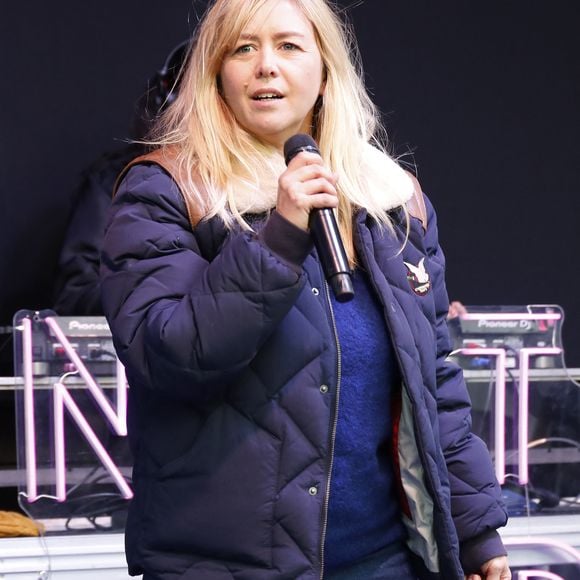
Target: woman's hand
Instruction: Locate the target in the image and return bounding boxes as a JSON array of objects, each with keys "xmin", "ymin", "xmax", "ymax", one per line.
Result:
[
  {"xmin": 448, "ymin": 300, "xmax": 467, "ymax": 319},
  {"xmin": 276, "ymin": 150, "xmax": 338, "ymax": 231},
  {"xmin": 465, "ymin": 556, "xmax": 511, "ymax": 580}
]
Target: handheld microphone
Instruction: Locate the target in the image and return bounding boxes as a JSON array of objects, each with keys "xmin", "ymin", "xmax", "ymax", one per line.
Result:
[{"xmin": 283, "ymin": 134, "xmax": 354, "ymax": 302}]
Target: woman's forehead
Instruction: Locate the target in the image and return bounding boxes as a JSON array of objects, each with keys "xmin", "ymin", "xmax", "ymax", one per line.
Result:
[{"xmin": 235, "ymin": 0, "xmax": 311, "ymax": 36}]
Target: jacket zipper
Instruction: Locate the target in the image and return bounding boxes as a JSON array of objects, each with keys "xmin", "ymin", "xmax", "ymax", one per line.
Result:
[
  {"xmin": 356, "ymin": 227, "xmax": 446, "ymax": 549},
  {"xmin": 319, "ymin": 279, "xmax": 342, "ymax": 580}
]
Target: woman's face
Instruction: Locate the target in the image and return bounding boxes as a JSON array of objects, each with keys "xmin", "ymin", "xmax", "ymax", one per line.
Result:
[{"xmin": 219, "ymin": 0, "xmax": 325, "ymax": 151}]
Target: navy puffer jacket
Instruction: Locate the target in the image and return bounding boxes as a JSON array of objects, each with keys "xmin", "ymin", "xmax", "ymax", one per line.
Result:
[{"xmin": 101, "ymin": 163, "xmax": 507, "ymax": 579}]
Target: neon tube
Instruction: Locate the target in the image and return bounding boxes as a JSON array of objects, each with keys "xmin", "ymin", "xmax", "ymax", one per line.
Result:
[
  {"xmin": 461, "ymin": 313, "xmax": 561, "ymax": 321},
  {"xmin": 19, "ymin": 314, "xmax": 132, "ymax": 503},
  {"xmin": 53, "ymin": 382, "xmax": 133, "ymax": 500},
  {"xmin": 516, "ymin": 572, "xmax": 564, "ymax": 580},
  {"xmin": 518, "ymin": 347, "xmax": 562, "ymax": 484},
  {"xmin": 45, "ymin": 317, "xmax": 127, "ymax": 435},
  {"xmin": 21, "ymin": 317, "xmax": 38, "ymax": 501},
  {"xmin": 459, "ymin": 348, "xmax": 507, "ymax": 483}
]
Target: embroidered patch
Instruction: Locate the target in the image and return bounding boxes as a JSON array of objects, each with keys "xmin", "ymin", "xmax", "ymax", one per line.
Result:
[{"xmin": 403, "ymin": 258, "xmax": 431, "ymax": 296}]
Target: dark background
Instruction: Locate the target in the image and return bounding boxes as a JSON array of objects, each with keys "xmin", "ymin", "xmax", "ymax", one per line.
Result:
[{"xmin": 1, "ymin": 0, "xmax": 579, "ymax": 370}]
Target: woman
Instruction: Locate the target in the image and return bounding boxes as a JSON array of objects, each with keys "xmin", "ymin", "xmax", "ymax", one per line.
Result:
[{"xmin": 101, "ymin": 0, "xmax": 511, "ymax": 578}]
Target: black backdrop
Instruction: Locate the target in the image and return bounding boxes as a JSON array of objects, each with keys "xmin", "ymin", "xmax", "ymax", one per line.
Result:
[{"xmin": 1, "ymin": 0, "xmax": 579, "ymax": 369}]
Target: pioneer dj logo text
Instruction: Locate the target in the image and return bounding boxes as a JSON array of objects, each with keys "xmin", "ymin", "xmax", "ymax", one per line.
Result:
[{"xmin": 477, "ymin": 319, "xmax": 533, "ymax": 331}]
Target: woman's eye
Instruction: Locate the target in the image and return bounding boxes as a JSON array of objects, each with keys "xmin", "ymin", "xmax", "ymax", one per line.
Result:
[
  {"xmin": 234, "ymin": 44, "xmax": 253, "ymax": 55},
  {"xmin": 281, "ymin": 42, "xmax": 298, "ymax": 51}
]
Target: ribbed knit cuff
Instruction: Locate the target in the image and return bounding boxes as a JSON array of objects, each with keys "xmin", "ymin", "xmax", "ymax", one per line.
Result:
[
  {"xmin": 460, "ymin": 529, "xmax": 507, "ymax": 575},
  {"xmin": 258, "ymin": 210, "xmax": 313, "ymax": 272}
]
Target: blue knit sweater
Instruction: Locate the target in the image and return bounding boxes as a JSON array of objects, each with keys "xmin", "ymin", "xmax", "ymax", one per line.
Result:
[{"xmin": 324, "ymin": 268, "xmax": 405, "ymax": 570}]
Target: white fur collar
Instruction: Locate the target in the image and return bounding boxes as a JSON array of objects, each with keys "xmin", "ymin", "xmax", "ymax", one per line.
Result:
[
  {"xmin": 360, "ymin": 143, "xmax": 414, "ymax": 211},
  {"xmin": 231, "ymin": 144, "xmax": 414, "ymax": 215}
]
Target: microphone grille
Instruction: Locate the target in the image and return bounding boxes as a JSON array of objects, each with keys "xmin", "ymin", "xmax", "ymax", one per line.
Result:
[{"xmin": 283, "ymin": 134, "xmax": 320, "ymax": 165}]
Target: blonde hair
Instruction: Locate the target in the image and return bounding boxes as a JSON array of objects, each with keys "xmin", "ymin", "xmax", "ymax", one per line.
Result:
[{"xmin": 150, "ymin": 0, "xmax": 412, "ymax": 260}]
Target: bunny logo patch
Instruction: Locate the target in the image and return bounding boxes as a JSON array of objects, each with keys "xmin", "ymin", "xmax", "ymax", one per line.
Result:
[{"xmin": 403, "ymin": 258, "xmax": 431, "ymax": 296}]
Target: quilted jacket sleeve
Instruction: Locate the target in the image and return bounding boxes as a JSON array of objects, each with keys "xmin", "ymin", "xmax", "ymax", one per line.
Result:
[
  {"xmin": 422, "ymin": 195, "xmax": 508, "ymax": 573},
  {"xmin": 100, "ymin": 164, "xmax": 309, "ymax": 404}
]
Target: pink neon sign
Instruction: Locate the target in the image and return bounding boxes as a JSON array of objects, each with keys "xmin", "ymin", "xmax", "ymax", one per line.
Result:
[
  {"xmin": 457, "ymin": 348, "xmax": 507, "ymax": 483},
  {"xmin": 21, "ymin": 317, "xmax": 38, "ymax": 501},
  {"xmin": 458, "ymin": 310, "xmax": 562, "ymax": 486},
  {"xmin": 518, "ymin": 347, "xmax": 562, "ymax": 484},
  {"xmin": 20, "ymin": 316, "xmax": 133, "ymax": 502},
  {"xmin": 516, "ymin": 572, "xmax": 565, "ymax": 580},
  {"xmin": 461, "ymin": 313, "xmax": 562, "ymax": 321},
  {"xmin": 504, "ymin": 536, "xmax": 580, "ymax": 579}
]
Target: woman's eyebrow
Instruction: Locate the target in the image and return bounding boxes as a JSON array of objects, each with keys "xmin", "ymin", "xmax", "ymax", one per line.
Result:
[{"xmin": 238, "ymin": 30, "xmax": 307, "ymax": 41}]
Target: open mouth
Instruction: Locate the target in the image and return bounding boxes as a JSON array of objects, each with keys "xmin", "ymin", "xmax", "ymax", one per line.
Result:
[{"xmin": 252, "ymin": 92, "xmax": 283, "ymax": 101}]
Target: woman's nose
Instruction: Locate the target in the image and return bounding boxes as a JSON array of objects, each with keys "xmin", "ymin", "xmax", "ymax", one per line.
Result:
[{"xmin": 255, "ymin": 48, "xmax": 279, "ymax": 78}]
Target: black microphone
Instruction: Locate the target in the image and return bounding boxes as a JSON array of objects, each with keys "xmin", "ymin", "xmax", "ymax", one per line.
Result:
[{"xmin": 283, "ymin": 134, "xmax": 354, "ymax": 302}]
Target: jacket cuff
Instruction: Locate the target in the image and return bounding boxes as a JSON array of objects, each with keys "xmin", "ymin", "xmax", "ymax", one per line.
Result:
[
  {"xmin": 460, "ymin": 529, "xmax": 507, "ymax": 575},
  {"xmin": 259, "ymin": 211, "xmax": 313, "ymax": 272}
]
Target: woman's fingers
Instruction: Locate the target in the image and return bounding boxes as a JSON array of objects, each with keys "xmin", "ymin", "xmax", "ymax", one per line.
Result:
[{"xmin": 277, "ymin": 151, "xmax": 338, "ymax": 230}]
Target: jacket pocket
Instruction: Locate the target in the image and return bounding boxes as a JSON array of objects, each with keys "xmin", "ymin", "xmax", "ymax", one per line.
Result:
[{"xmin": 142, "ymin": 406, "xmax": 281, "ymax": 569}]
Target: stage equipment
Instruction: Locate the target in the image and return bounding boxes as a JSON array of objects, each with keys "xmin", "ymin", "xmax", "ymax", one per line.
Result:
[{"xmin": 448, "ymin": 305, "xmax": 580, "ymax": 515}]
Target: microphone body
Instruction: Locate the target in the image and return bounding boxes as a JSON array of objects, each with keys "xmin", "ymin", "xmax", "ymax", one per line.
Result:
[{"xmin": 283, "ymin": 134, "xmax": 354, "ymax": 302}]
